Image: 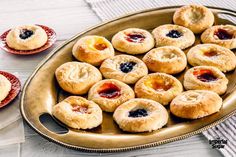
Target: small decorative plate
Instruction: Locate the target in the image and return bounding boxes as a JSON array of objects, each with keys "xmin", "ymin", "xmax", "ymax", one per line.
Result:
[{"xmin": 0, "ymin": 25, "xmax": 56, "ymax": 55}]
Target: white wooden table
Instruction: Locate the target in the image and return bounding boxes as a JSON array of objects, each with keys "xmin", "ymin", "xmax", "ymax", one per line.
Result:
[{"xmin": 0, "ymin": 0, "xmax": 223, "ymax": 156}]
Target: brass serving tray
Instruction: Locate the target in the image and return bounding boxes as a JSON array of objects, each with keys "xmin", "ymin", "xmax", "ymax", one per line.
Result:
[{"xmin": 20, "ymin": 6, "xmax": 236, "ymax": 152}]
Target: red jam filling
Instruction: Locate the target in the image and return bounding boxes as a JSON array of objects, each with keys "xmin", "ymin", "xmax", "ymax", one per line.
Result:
[
  {"xmin": 214, "ymin": 29, "xmax": 233, "ymax": 40},
  {"xmin": 152, "ymin": 82, "xmax": 172, "ymax": 92},
  {"xmin": 204, "ymin": 51, "xmax": 218, "ymax": 57},
  {"xmin": 98, "ymin": 83, "xmax": 121, "ymax": 99},
  {"xmin": 193, "ymin": 69, "xmax": 218, "ymax": 82},
  {"xmin": 125, "ymin": 33, "xmax": 145, "ymax": 43},
  {"xmin": 94, "ymin": 43, "xmax": 107, "ymax": 50},
  {"xmin": 72, "ymin": 105, "xmax": 89, "ymax": 114}
]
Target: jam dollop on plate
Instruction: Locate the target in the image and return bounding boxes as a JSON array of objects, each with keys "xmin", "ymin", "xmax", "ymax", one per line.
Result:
[
  {"xmin": 147, "ymin": 80, "xmax": 172, "ymax": 92},
  {"xmin": 214, "ymin": 29, "xmax": 233, "ymax": 40},
  {"xmin": 98, "ymin": 83, "xmax": 121, "ymax": 99},
  {"xmin": 19, "ymin": 29, "xmax": 34, "ymax": 39},
  {"xmin": 193, "ymin": 69, "xmax": 218, "ymax": 82},
  {"xmin": 204, "ymin": 51, "xmax": 218, "ymax": 57},
  {"xmin": 128, "ymin": 109, "xmax": 148, "ymax": 118},
  {"xmin": 125, "ymin": 33, "xmax": 145, "ymax": 43},
  {"xmin": 120, "ymin": 61, "xmax": 137, "ymax": 73}
]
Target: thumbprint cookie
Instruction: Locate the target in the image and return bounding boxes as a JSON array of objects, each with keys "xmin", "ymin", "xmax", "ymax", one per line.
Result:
[
  {"xmin": 100, "ymin": 55, "xmax": 148, "ymax": 84},
  {"xmin": 55, "ymin": 62, "xmax": 102, "ymax": 95},
  {"xmin": 134, "ymin": 73, "xmax": 183, "ymax": 105},
  {"xmin": 113, "ymin": 98, "xmax": 168, "ymax": 132},
  {"xmin": 72, "ymin": 35, "xmax": 114, "ymax": 66},
  {"xmin": 170, "ymin": 90, "xmax": 222, "ymax": 119},
  {"xmin": 183, "ymin": 66, "xmax": 228, "ymax": 95},
  {"xmin": 111, "ymin": 28, "xmax": 155, "ymax": 54},
  {"xmin": 152, "ymin": 24, "xmax": 195, "ymax": 49},
  {"xmin": 143, "ymin": 46, "xmax": 187, "ymax": 74},
  {"xmin": 0, "ymin": 74, "xmax": 11, "ymax": 102},
  {"xmin": 187, "ymin": 44, "xmax": 236, "ymax": 72},
  {"xmin": 6, "ymin": 25, "xmax": 47, "ymax": 50},
  {"xmin": 201, "ymin": 25, "xmax": 236, "ymax": 49},
  {"xmin": 173, "ymin": 5, "xmax": 214, "ymax": 34},
  {"xmin": 88, "ymin": 79, "xmax": 135, "ymax": 112},
  {"xmin": 52, "ymin": 96, "xmax": 102, "ymax": 129}
]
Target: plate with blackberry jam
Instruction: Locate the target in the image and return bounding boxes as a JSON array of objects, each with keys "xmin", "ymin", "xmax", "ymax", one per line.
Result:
[
  {"xmin": 0, "ymin": 25, "xmax": 56, "ymax": 55},
  {"xmin": 20, "ymin": 6, "xmax": 236, "ymax": 152}
]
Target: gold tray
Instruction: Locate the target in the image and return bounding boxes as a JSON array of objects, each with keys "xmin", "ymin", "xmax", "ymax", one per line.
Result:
[{"xmin": 20, "ymin": 6, "xmax": 236, "ymax": 152}]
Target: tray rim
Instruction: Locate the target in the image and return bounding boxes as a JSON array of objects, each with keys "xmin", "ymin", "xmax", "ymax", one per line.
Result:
[{"xmin": 20, "ymin": 5, "xmax": 236, "ymax": 152}]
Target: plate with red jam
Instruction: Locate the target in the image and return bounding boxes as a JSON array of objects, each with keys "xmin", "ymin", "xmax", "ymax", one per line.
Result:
[
  {"xmin": 20, "ymin": 6, "xmax": 236, "ymax": 152},
  {"xmin": 0, "ymin": 25, "xmax": 56, "ymax": 55},
  {"xmin": 0, "ymin": 71, "xmax": 21, "ymax": 108}
]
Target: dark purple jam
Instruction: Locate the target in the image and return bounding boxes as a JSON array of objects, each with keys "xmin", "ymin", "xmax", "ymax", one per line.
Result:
[
  {"xmin": 128, "ymin": 109, "xmax": 148, "ymax": 118},
  {"xmin": 166, "ymin": 30, "xmax": 182, "ymax": 38}
]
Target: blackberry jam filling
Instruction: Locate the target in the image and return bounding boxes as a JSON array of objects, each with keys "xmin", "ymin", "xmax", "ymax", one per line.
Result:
[
  {"xmin": 128, "ymin": 109, "xmax": 148, "ymax": 118},
  {"xmin": 120, "ymin": 61, "xmax": 137, "ymax": 73},
  {"xmin": 94, "ymin": 43, "xmax": 107, "ymax": 50},
  {"xmin": 193, "ymin": 69, "xmax": 218, "ymax": 82},
  {"xmin": 72, "ymin": 105, "xmax": 89, "ymax": 114},
  {"xmin": 214, "ymin": 29, "xmax": 233, "ymax": 40},
  {"xmin": 166, "ymin": 30, "xmax": 182, "ymax": 38},
  {"xmin": 98, "ymin": 83, "xmax": 121, "ymax": 99},
  {"xmin": 19, "ymin": 29, "xmax": 34, "ymax": 39},
  {"xmin": 125, "ymin": 33, "xmax": 145, "ymax": 43}
]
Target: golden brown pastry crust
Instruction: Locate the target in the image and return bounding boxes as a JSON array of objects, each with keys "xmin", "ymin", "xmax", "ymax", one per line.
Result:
[
  {"xmin": 173, "ymin": 5, "xmax": 214, "ymax": 34},
  {"xmin": 183, "ymin": 66, "xmax": 228, "ymax": 95},
  {"xmin": 113, "ymin": 98, "xmax": 168, "ymax": 132},
  {"xmin": 134, "ymin": 73, "xmax": 183, "ymax": 105},
  {"xmin": 187, "ymin": 44, "xmax": 236, "ymax": 72},
  {"xmin": 201, "ymin": 25, "xmax": 236, "ymax": 49},
  {"xmin": 6, "ymin": 25, "xmax": 47, "ymax": 50},
  {"xmin": 100, "ymin": 55, "xmax": 148, "ymax": 84},
  {"xmin": 88, "ymin": 79, "xmax": 135, "ymax": 112},
  {"xmin": 143, "ymin": 46, "xmax": 187, "ymax": 74},
  {"xmin": 0, "ymin": 74, "xmax": 11, "ymax": 102},
  {"xmin": 55, "ymin": 62, "xmax": 102, "ymax": 95},
  {"xmin": 72, "ymin": 35, "xmax": 114, "ymax": 66},
  {"xmin": 111, "ymin": 28, "xmax": 155, "ymax": 54},
  {"xmin": 152, "ymin": 24, "xmax": 195, "ymax": 49},
  {"xmin": 170, "ymin": 90, "xmax": 222, "ymax": 119},
  {"xmin": 52, "ymin": 96, "xmax": 103, "ymax": 129}
]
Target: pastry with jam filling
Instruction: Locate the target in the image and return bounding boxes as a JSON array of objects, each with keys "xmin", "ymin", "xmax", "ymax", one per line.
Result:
[
  {"xmin": 113, "ymin": 98, "xmax": 168, "ymax": 132},
  {"xmin": 201, "ymin": 25, "xmax": 236, "ymax": 49},
  {"xmin": 6, "ymin": 24, "xmax": 47, "ymax": 50},
  {"xmin": 134, "ymin": 73, "xmax": 183, "ymax": 105},
  {"xmin": 52, "ymin": 96, "xmax": 102, "ymax": 129},
  {"xmin": 187, "ymin": 44, "xmax": 236, "ymax": 72},
  {"xmin": 72, "ymin": 35, "xmax": 114, "ymax": 66},
  {"xmin": 173, "ymin": 5, "xmax": 214, "ymax": 34},
  {"xmin": 152, "ymin": 24, "xmax": 195, "ymax": 49},
  {"xmin": 170, "ymin": 90, "xmax": 222, "ymax": 119},
  {"xmin": 111, "ymin": 28, "xmax": 154, "ymax": 54},
  {"xmin": 88, "ymin": 79, "xmax": 135, "ymax": 112},
  {"xmin": 100, "ymin": 54, "xmax": 148, "ymax": 84},
  {"xmin": 143, "ymin": 46, "xmax": 187, "ymax": 74},
  {"xmin": 183, "ymin": 66, "xmax": 228, "ymax": 95}
]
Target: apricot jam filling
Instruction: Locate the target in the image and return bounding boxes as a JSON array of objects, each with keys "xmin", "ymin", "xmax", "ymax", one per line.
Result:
[
  {"xmin": 94, "ymin": 43, "xmax": 107, "ymax": 50},
  {"xmin": 193, "ymin": 69, "xmax": 218, "ymax": 82},
  {"xmin": 98, "ymin": 83, "xmax": 121, "ymax": 99},
  {"xmin": 125, "ymin": 33, "xmax": 145, "ymax": 43},
  {"xmin": 204, "ymin": 51, "xmax": 218, "ymax": 57},
  {"xmin": 72, "ymin": 105, "xmax": 89, "ymax": 114},
  {"xmin": 214, "ymin": 29, "xmax": 233, "ymax": 40},
  {"xmin": 145, "ymin": 80, "xmax": 172, "ymax": 92}
]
